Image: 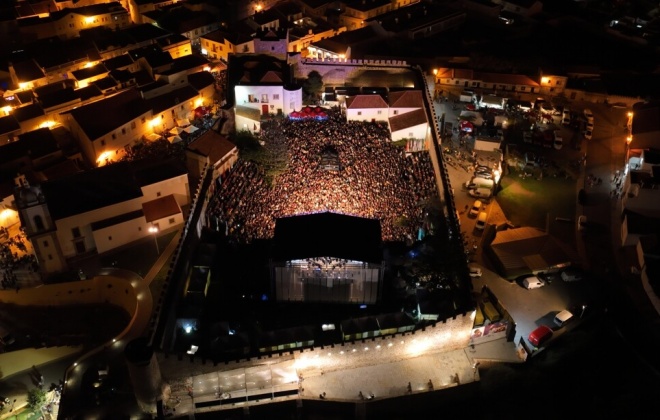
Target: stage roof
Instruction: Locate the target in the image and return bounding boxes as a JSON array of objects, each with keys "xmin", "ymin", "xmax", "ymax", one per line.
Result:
[{"xmin": 272, "ymin": 212, "xmax": 382, "ymax": 263}]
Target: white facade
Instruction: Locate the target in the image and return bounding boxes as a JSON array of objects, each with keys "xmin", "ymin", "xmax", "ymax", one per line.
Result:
[
  {"xmin": 346, "ymin": 107, "xmax": 388, "ymax": 123},
  {"xmin": 32, "ymin": 172, "xmax": 189, "ymax": 266},
  {"xmin": 391, "ymin": 122, "xmax": 427, "ymax": 142},
  {"xmin": 389, "ymin": 107, "xmax": 419, "ymax": 118},
  {"xmin": 234, "ymin": 85, "xmax": 302, "ymax": 133}
]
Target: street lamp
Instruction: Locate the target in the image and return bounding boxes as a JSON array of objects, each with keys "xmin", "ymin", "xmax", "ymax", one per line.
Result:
[{"xmin": 148, "ymin": 226, "xmax": 159, "ymax": 255}]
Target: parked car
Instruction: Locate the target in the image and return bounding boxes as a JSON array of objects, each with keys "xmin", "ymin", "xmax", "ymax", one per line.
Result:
[
  {"xmin": 469, "ymin": 200, "xmax": 482, "ymax": 217},
  {"xmin": 469, "ymin": 264, "xmax": 482, "ymax": 278},
  {"xmin": 562, "ymin": 108, "xmax": 571, "ymax": 125},
  {"xmin": 553, "ymin": 309, "xmax": 574, "ymax": 328},
  {"xmin": 469, "ymin": 188, "xmax": 493, "ymax": 199},
  {"xmin": 561, "ymin": 268, "xmax": 584, "ymax": 282},
  {"xmin": 583, "ymin": 129, "xmax": 593, "ymax": 140},
  {"xmin": 583, "ymin": 108, "xmax": 594, "ymax": 123},
  {"xmin": 528, "ymin": 325, "xmax": 553, "ymax": 347},
  {"xmin": 474, "ymin": 172, "xmax": 494, "ymax": 180},
  {"xmin": 475, "ymin": 212, "xmax": 488, "ymax": 230},
  {"xmin": 586, "ymin": 121, "xmax": 594, "ymax": 131},
  {"xmin": 577, "ymin": 215, "xmax": 587, "ymax": 232},
  {"xmin": 520, "ymin": 274, "xmax": 544, "ymax": 289},
  {"xmin": 553, "ymin": 131, "xmax": 563, "ymax": 150},
  {"xmin": 523, "ymin": 131, "xmax": 533, "ymax": 143}
]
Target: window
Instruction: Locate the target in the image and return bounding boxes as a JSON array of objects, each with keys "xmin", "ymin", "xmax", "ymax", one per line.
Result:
[
  {"xmin": 550, "ymin": 88, "xmax": 555, "ymax": 92},
  {"xmin": 377, "ymin": 110, "xmax": 382, "ymax": 115},
  {"xmin": 156, "ymin": 192, "xmax": 161, "ymax": 197},
  {"xmin": 455, "ymin": 80, "xmax": 459, "ymax": 84},
  {"xmin": 112, "ymin": 133, "xmax": 116, "ymax": 140},
  {"xmin": 43, "ymin": 240, "xmax": 49, "ymax": 247},
  {"xmin": 141, "ymin": 117, "xmax": 146, "ymax": 124},
  {"xmin": 273, "ymin": 94, "xmax": 279, "ymax": 100},
  {"xmin": 556, "ymin": 81, "xmax": 562, "ymax": 86},
  {"xmin": 393, "ymin": 110, "xmax": 398, "ymax": 115},
  {"xmin": 48, "ymin": 254, "xmax": 53, "ymax": 260},
  {"xmin": 72, "ymin": 227, "xmax": 81, "ymax": 238},
  {"xmin": 121, "ymin": 128, "xmax": 126, "ymax": 135},
  {"xmin": 108, "ymin": 236, "xmax": 112, "ymax": 241},
  {"xmin": 169, "ymin": 217, "xmax": 175, "ymax": 224},
  {"xmin": 261, "ymin": 94, "xmax": 268, "ymax": 102},
  {"xmin": 131, "ymin": 121, "xmax": 136, "ymax": 129},
  {"xmin": 357, "ymin": 111, "xmax": 362, "ymax": 116},
  {"xmin": 520, "ymin": 87, "xmax": 526, "ymax": 91},
  {"xmin": 101, "ymin": 140, "xmax": 105, "ymax": 146},
  {"xmin": 34, "ymin": 215, "xmax": 45, "ymax": 230}
]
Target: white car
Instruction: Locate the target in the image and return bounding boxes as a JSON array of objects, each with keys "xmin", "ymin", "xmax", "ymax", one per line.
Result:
[
  {"xmin": 469, "ymin": 264, "xmax": 482, "ymax": 278},
  {"xmin": 578, "ymin": 215, "xmax": 587, "ymax": 232},
  {"xmin": 553, "ymin": 131, "xmax": 563, "ymax": 150},
  {"xmin": 469, "ymin": 200, "xmax": 482, "ymax": 217},
  {"xmin": 521, "ymin": 275, "xmax": 544, "ymax": 289},
  {"xmin": 583, "ymin": 108, "xmax": 594, "ymax": 123},
  {"xmin": 562, "ymin": 108, "xmax": 571, "ymax": 125},
  {"xmin": 586, "ymin": 121, "xmax": 594, "ymax": 131}
]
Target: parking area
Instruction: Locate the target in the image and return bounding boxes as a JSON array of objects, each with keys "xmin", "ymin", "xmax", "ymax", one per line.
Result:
[{"xmin": 429, "ymin": 81, "xmax": 625, "ymax": 351}]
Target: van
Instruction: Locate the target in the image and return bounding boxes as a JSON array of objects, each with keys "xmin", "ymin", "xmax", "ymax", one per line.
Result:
[
  {"xmin": 469, "ymin": 188, "xmax": 493, "ymax": 199},
  {"xmin": 528, "ymin": 325, "xmax": 553, "ymax": 347},
  {"xmin": 522, "ymin": 275, "xmax": 544, "ymax": 289},
  {"xmin": 553, "ymin": 309, "xmax": 574, "ymax": 328},
  {"xmin": 475, "ymin": 212, "xmax": 487, "ymax": 230},
  {"xmin": 468, "ymin": 177, "xmax": 494, "ymax": 189}
]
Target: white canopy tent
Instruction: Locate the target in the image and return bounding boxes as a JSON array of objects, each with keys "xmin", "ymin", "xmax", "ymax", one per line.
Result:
[{"xmin": 184, "ymin": 125, "xmax": 199, "ymax": 134}]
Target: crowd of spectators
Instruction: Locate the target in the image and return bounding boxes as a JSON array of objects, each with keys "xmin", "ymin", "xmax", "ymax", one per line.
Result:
[{"xmin": 207, "ymin": 109, "xmax": 438, "ymax": 243}]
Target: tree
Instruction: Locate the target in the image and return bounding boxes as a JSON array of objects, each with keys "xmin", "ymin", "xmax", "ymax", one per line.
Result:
[
  {"xmin": 27, "ymin": 388, "xmax": 46, "ymax": 411},
  {"xmin": 120, "ymin": 139, "xmax": 185, "ymax": 163},
  {"xmin": 302, "ymin": 70, "xmax": 323, "ymax": 103}
]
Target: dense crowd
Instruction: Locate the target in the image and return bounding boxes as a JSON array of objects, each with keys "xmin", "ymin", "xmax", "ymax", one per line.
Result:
[{"xmin": 207, "ymin": 109, "xmax": 438, "ymax": 243}]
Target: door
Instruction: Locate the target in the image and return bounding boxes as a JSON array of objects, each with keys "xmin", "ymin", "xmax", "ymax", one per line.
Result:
[{"xmin": 262, "ymin": 104, "xmax": 269, "ymax": 115}]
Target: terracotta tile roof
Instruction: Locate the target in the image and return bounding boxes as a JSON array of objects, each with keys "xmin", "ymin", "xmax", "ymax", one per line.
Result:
[
  {"xmin": 142, "ymin": 194, "xmax": 181, "ymax": 223},
  {"xmin": 388, "ymin": 90, "xmax": 423, "ymax": 108},
  {"xmin": 389, "ymin": 108, "xmax": 427, "ymax": 133},
  {"xmin": 186, "ymin": 130, "xmax": 237, "ymax": 164},
  {"xmin": 345, "ymin": 94, "xmax": 388, "ymax": 109}
]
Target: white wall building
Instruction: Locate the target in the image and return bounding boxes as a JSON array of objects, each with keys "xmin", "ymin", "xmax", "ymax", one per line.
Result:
[{"xmin": 15, "ymin": 159, "xmax": 190, "ymax": 274}]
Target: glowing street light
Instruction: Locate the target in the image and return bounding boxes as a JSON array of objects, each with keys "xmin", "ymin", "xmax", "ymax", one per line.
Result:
[{"xmin": 148, "ymin": 226, "xmax": 160, "ymax": 255}]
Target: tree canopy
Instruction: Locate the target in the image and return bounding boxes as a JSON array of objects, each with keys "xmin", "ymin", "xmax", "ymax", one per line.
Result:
[{"xmin": 302, "ymin": 70, "xmax": 323, "ymax": 102}]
